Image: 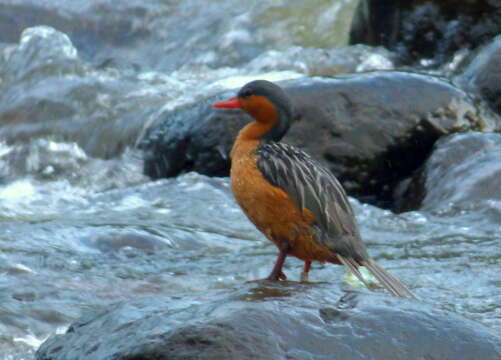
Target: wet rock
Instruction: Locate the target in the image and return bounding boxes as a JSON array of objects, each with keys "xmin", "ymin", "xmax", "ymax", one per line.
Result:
[
  {"xmin": 0, "ymin": 0, "xmax": 357, "ymax": 72},
  {"xmin": 397, "ymin": 132, "xmax": 501, "ymax": 214},
  {"xmin": 142, "ymin": 71, "xmax": 499, "ymax": 209},
  {"xmin": 454, "ymin": 35, "xmax": 501, "ymax": 115},
  {"xmin": 141, "ymin": 93, "xmax": 246, "ymax": 179},
  {"xmin": 350, "ymin": 0, "xmax": 501, "ymax": 67},
  {"xmin": 0, "ymin": 26, "xmax": 81, "ymax": 83},
  {"xmin": 36, "ymin": 283, "xmax": 501, "ymax": 360},
  {"xmin": 0, "ymin": 0, "xmax": 181, "ymax": 71},
  {"xmin": 0, "ymin": 26, "xmax": 171, "ymax": 159}
]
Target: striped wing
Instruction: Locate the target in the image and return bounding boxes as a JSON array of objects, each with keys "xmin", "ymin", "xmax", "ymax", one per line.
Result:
[{"xmin": 255, "ymin": 142, "xmax": 369, "ymax": 261}]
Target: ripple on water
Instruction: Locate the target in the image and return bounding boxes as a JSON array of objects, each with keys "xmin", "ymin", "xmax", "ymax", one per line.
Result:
[
  {"xmin": 1, "ymin": 168, "xmax": 500, "ymax": 359},
  {"xmin": 0, "ymin": 19, "xmax": 500, "ymax": 359}
]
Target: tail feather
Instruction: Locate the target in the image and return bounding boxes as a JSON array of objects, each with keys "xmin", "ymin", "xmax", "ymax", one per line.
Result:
[
  {"xmin": 361, "ymin": 259, "xmax": 416, "ymax": 300},
  {"xmin": 337, "ymin": 254, "xmax": 416, "ymax": 300},
  {"xmin": 336, "ymin": 254, "xmax": 371, "ymax": 289}
]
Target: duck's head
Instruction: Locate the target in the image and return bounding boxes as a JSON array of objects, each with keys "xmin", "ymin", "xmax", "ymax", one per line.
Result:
[{"xmin": 213, "ymin": 80, "xmax": 294, "ymax": 142}]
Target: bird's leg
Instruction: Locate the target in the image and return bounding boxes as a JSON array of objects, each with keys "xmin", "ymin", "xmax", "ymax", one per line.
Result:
[
  {"xmin": 300, "ymin": 260, "xmax": 311, "ymax": 282},
  {"xmin": 266, "ymin": 246, "xmax": 289, "ymax": 281},
  {"xmin": 247, "ymin": 243, "xmax": 289, "ymax": 282}
]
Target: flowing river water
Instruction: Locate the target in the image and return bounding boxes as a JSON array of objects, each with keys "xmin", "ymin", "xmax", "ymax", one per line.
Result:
[{"xmin": 0, "ymin": 1, "xmax": 500, "ymax": 359}]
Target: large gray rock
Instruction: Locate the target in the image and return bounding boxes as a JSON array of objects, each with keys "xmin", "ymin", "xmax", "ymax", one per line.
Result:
[
  {"xmin": 397, "ymin": 132, "xmax": 501, "ymax": 213},
  {"xmin": 36, "ymin": 283, "xmax": 501, "ymax": 360},
  {"xmin": 141, "ymin": 71, "xmax": 499, "ymax": 209}
]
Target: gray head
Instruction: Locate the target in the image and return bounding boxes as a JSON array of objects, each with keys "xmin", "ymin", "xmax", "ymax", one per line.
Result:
[{"xmin": 213, "ymin": 80, "xmax": 295, "ymax": 142}]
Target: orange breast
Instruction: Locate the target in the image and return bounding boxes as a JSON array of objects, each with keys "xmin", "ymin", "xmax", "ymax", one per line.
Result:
[{"xmin": 230, "ymin": 138, "xmax": 335, "ymax": 263}]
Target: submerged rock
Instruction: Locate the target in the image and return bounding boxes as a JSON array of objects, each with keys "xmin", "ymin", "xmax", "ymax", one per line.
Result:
[
  {"xmin": 36, "ymin": 283, "xmax": 501, "ymax": 360},
  {"xmin": 350, "ymin": 0, "xmax": 501, "ymax": 67},
  {"xmin": 397, "ymin": 132, "xmax": 501, "ymax": 214},
  {"xmin": 142, "ymin": 71, "xmax": 498, "ymax": 209}
]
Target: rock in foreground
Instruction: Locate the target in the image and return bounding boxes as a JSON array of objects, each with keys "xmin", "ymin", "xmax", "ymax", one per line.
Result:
[{"xmin": 37, "ymin": 283, "xmax": 501, "ymax": 360}]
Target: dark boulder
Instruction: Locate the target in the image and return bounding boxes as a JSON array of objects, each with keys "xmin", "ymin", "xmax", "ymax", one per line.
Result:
[
  {"xmin": 455, "ymin": 35, "xmax": 501, "ymax": 115},
  {"xmin": 36, "ymin": 283, "xmax": 501, "ymax": 360},
  {"xmin": 141, "ymin": 71, "xmax": 499, "ymax": 209},
  {"xmin": 141, "ymin": 93, "xmax": 245, "ymax": 180},
  {"xmin": 396, "ymin": 132, "xmax": 501, "ymax": 214},
  {"xmin": 350, "ymin": 0, "xmax": 501, "ymax": 67}
]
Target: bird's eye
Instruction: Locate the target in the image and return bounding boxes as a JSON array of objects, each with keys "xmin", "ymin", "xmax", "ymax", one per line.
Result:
[{"xmin": 239, "ymin": 89, "xmax": 252, "ymax": 98}]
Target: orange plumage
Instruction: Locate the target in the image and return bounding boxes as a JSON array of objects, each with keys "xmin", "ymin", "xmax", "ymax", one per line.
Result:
[
  {"xmin": 231, "ymin": 134, "xmax": 335, "ymax": 264},
  {"xmin": 213, "ymin": 80, "xmax": 415, "ymax": 299}
]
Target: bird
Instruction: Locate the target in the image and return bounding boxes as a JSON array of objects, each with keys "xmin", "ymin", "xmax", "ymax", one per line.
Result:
[{"xmin": 212, "ymin": 80, "xmax": 416, "ymax": 299}]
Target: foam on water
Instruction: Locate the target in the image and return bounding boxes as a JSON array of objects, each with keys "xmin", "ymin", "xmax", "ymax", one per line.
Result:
[
  {"xmin": 0, "ymin": 178, "xmax": 87, "ymax": 219},
  {"xmin": 0, "ymin": 5, "xmax": 499, "ymax": 360}
]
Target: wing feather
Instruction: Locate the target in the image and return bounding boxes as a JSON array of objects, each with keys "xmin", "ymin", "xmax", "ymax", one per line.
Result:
[{"xmin": 256, "ymin": 142, "xmax": 369, "ymax": 261}]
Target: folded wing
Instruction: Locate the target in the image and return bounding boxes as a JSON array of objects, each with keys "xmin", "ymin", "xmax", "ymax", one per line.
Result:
[{"xmin": 255, "ymin": 142, "xmax": 368, "ymax": 262}]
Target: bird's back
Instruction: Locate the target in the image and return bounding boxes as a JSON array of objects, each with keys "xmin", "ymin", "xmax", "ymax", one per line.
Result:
[{"xmin": 254, "ymin": 141, "xmax": 369, "ymax": 262}]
